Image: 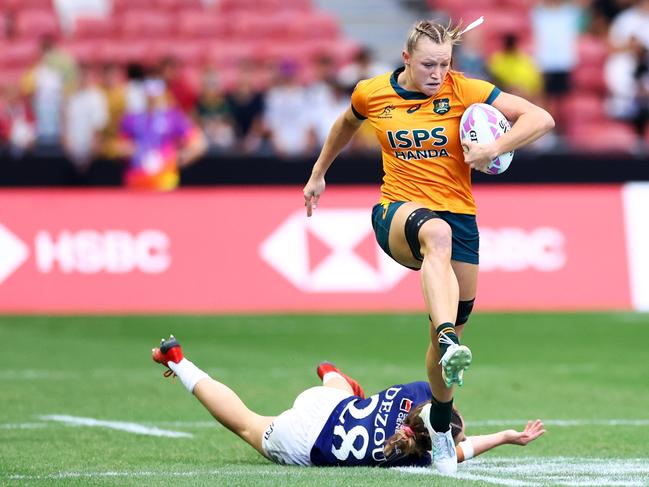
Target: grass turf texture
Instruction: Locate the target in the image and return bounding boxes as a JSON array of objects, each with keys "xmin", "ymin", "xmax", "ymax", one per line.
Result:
[{"xmin": 1, "ymin": 312, "xmax": 648, "ymax": 486}]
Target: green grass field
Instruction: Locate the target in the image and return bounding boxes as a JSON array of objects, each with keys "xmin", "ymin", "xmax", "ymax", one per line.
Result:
[{"xmin": 1, "ymin": 312, "xmax": 648, "ymax": 486}]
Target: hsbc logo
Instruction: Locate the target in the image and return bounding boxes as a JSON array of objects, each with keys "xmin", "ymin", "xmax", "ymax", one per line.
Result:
[
  {"xmin": 0, "ymin": 223, "xmax": 171, "ymax": 283},
  {"xmin": 481, "ymin": 227, "xmax": 566, "ymax": 272},
  {"xmin": 35, "ymin": 230, "xmax": 171, "ymax": 274},
  {"xmin": 260, "ymin": 209, "xmax": 409, "ymax": 292}
]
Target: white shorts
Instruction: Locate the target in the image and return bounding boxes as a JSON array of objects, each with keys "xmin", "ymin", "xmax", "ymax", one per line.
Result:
[{"xmin": 261, "ymin": 386, "xmax": 352, "ymax": 466}]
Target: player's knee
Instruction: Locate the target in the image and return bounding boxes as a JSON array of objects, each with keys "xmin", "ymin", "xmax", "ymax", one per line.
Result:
[
  {"xmin": 419, "ymin": 219, "xmax": 452, "ymax": 258},
  {"xmin": 456, "ymin": 298, "xmax": 475, "ymax": 326}
]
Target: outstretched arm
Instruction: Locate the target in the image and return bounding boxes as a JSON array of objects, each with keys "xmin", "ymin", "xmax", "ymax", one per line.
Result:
[
  {"xmin": 303, "ymin": 107, "xmax": 364, "ymax": 216},
  {"xmin": 457, "ymin": 419, "xmax": 546, "ymax": 463}
]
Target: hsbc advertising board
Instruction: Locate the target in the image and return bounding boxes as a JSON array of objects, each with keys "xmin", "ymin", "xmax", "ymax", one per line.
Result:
[{"xmin": 0, "ymin": 185, "xmax": 644, "ymax": 313}]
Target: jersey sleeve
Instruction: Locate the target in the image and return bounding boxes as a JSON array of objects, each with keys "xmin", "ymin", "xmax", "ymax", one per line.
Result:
[
  {"xmin": 457, "ymin": 76, "xmax": 501, "ymax": 108},
  {"xmin": 350, "ymin": 79, "xmax": 370, "ymax": 120}
]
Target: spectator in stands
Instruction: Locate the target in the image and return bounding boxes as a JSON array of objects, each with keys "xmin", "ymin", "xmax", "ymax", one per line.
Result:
[
  {"xmin": 124, "ymin": 63, "xmax": 147, "ymax": 114},
  {"xmin": 531, "ymin": 0, "xmax": 583, "ymax": 136},
  {"xmin": 63, "ymin": 63, "xmax": 108, "ymax": 173},
  {"xmin": 21, "ymin": 36, "xmax": 78, "ymax": 146},
  {"xmin": 194, "ymin": 67, "xmax": 235, "ymax": 151},
  {"xmin": 0, "ymin": 86, "xmax": 35, "ymax": 159},
  {"xmin": 308, "ymin": 55, "xmax": 350, "ymax": 147},
  {"xmin": 604, "ymin": 0, "xmax": 649, "ymax": 147},
  {"xmin": 454, "ymin": 29, "xmax": 489, "ymax": 81},
  {"xmin": 634, "ymin": 47, "xmax": 649, "ymax": 147},
  {"xmin": 160, "ymin": 56, "xmax": 198, "ymax": 114},
  {"xmin": 99, "ymin": 63, "xmax": 127, "ymax": 159},
  {"xmin": 338, "ymin": 47, "xmax": 392, "ymax": 92},
  {"xmin": 225, "ymin": 60, "xmax": 265, "ymax": 154},
  {"xmin": 263, "ymin": 59, "xmax": 315, "ymax": 158},
  {"xmin": 117, "ymin": 79, "xmax": 208, "ymax": 190},
  {"xmin": 488, "ymin": 33, "xmax": 543, "ymax": 101}
]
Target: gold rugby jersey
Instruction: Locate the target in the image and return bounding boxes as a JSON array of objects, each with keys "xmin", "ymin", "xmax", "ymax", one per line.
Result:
[{"xmin": 351, "ymin": 67, "xmax": 500, "ymax": 214}]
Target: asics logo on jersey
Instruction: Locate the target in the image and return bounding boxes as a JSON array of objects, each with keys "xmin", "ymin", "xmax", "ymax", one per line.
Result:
[
  {"xmin": 407, "ymin": 104, "xmax": 422, "ymax": 114},
  {"xmin": 378, "ymin": 105, "xmax": 395, "ymax": 119}
]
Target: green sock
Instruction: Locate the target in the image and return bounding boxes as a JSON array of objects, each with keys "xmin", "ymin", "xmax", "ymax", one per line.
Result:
[{"xmin": 435, "ymin": 322, "xmax": 459, "ymax": 357}]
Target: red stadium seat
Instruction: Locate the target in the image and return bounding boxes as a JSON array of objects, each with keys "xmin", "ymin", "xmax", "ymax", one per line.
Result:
[
  {"xmin": 229, "ymin": 12, "xmax": 278, "ymax": 40},
  {"xmin": 98, "ymin": 40, "xmax": 151, "ymax": 64},
  {"xmin": 176, "ymin": 11, "xmax": 228, "ymax": 38},
  {"xmin": 572, "ymin": 64, "xmax": 607, "ymax": 96},
  {"xmin": 563, "ymin": 94, "xmax": 606, "ymax": 126},
  {"xmin": 155, "ymin": 0, "xmax": 204, "ymax": 11},
  {"xmin": 569, "ymin": 122, "xmax": 638, "ymax": 153},
  {"xmin": 576, "ymin": 34, "xmax": 608, "ymax": 68},
  {"xmin": 299, "ymin": 12, "xmax": 339, "ymax": 40},
  {"xmin": 302, "ymin": 38, "xmax": 361, "ymax": 66},
  {"xmin": 166, "ymin": 40, "xmax": 210, "ymax": 66},
  {"xmin": 0, "ymin": 15, "xmax": 6, "ymax": 39},
  {"xmin": 61, "ymin": 39, "xmax": 102, "ymax": 64},
  {"xmin": 14, "ymin": 9, "xmax": 60, "ymax": 38},
  {"xmin": 111, "ymin": 0, "xmax": 156, "ymax": 14},
  {"xmin": 119, "ymin": 10, "xmax": 173, "ymax": 38},
  {"xmin": 0, "ymin": 67, "xmax": 24, "ymax": 90},
  {"xmin": 0, "ymin": 39, "xmax": 40, "ymax": 67},
  {"xmin": 73, "ymin": 16, "xmax": 116, "ymax": 39},
  {"xmin": 207, "ymin": 41, "xmax": 258, "ymax": 68},
  {"xmin": 0, "ymin": 0, "xmax": 53, "ymax": 11}
]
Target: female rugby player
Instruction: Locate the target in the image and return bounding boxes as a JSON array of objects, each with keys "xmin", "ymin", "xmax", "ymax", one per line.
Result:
[
  {"xmin": 302, "ymin": 19, "xmax": 554, "ymax": 473},
  {"xmin": 152, "ymin": 335, "xmax": 545, "ymax": 470}
]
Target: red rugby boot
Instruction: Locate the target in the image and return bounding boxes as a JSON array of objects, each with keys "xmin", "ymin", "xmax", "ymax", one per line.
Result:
[
  {"xmin": 152, "ymin": 335, "xmax": 184, "ymax": 377},
  {"xmin": 317, "ymin": 362, "xmax": 365, "ymax": 398}
]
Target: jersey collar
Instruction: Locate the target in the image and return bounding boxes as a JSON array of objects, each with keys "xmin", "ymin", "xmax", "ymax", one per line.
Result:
[{"xmin": 390, "ymin": 66, "xmax": 430, "ymax": 100}]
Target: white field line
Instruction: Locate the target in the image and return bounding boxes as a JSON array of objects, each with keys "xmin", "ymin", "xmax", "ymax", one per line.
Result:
[
  {"xmin": 7, "ymin": 458, "xmax": 649, "ymax": 486},
  {"xmin": 467, "ymin": 419, "xmax": 649, "ymax": 427},
  {"xmin": 39, "ymin": 415, "xmax": 193, "ymax": 438},
  {"xmin": 0, "ymin": 369, "xmax": 76, "ymax": 380},
  {"xmin": 397, "ymin": 457, "xmax": 649, "ymax": 486},
  {"xmin": 0, "ymin": 422, "xmax": 47, "ymax": 429}
]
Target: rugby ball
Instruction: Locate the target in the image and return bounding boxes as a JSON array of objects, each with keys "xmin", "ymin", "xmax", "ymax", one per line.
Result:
[{"xmin": 459, "ymin": 103, "xmax": 514, "ymax": 175}]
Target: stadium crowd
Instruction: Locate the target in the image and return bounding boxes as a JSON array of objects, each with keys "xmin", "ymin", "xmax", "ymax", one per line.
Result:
[{"xmin": 0, "ymin": 0, "xmax": 647, "ymax": 182}]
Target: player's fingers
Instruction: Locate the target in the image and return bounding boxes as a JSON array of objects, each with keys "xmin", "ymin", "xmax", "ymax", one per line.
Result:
[{"xmin": 313, "ymin": 193, "xmax": 320, "ymax": 210}]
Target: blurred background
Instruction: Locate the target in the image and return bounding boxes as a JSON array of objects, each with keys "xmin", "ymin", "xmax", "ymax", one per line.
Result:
[
  {"xmin": 0, "ymin": 0, "xmax": 647, "ymax": 314},
  {"xmin": 0, "ymin": 0, "xmax": 646, "ymax": 186}
]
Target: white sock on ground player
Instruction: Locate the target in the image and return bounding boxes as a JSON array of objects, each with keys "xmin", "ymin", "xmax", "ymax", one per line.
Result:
[
  {"xmin": 322, "ymin": 371, "xmax": 345, "ymax": 385},
  {"xmin": 167, "ymin": 358, "xmax": 209, "ymax": 393}
]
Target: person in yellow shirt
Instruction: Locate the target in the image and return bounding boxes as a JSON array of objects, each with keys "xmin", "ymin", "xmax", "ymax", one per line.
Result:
[
  {"xmin": 488, "ymin": 33, "xmax": 544, "ymax": 100},
  {"xmin": 303, "ymin": 19, "xmax": 554, "ymax": 475}
]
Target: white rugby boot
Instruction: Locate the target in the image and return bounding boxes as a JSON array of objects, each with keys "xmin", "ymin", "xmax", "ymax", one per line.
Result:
[
  {"xmin": 438, "ymin": 332, "xmax": 472, "ymax": 388},
  {"xmin": 418, "ymin": 404, "xmax": 457, "ymax": 475}
]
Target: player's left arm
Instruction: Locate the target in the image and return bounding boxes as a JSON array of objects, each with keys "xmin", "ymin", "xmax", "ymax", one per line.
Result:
[
  {"xmin": 463, "ymin": 92, "xmax": 554, "ymax": 172},
  {"xmin": 491, "ymin": 92, "xmax": 555, "ymax": 155},
  {"xmin": 457, "ymin": 419, "xmax": 546, "ymax": 463}
]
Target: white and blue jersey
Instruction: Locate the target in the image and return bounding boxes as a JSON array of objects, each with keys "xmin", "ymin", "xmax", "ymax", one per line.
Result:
[{"xmin": 310, "ymin": 381, "xmax": 432, "ymax": 467}]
